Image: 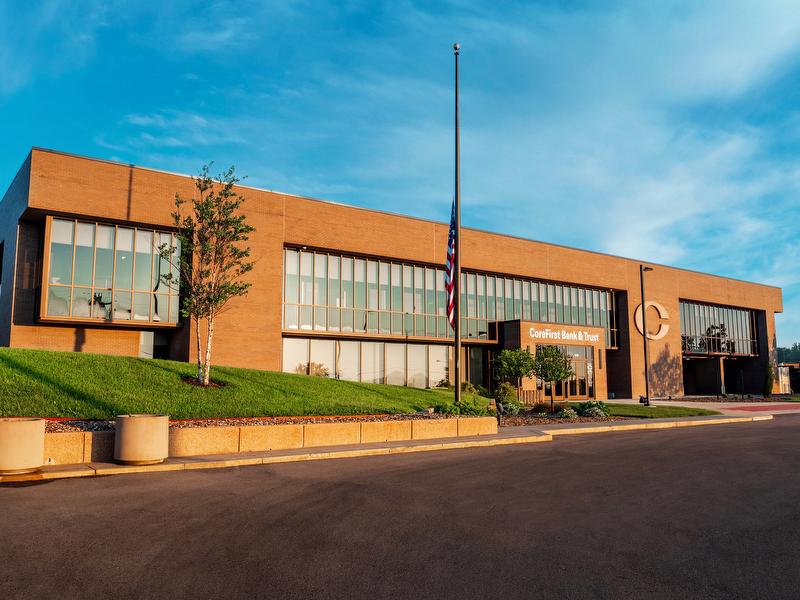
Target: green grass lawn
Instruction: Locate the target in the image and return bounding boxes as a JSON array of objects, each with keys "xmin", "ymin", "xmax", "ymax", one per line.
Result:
[
  {"xmin": 603, "ymin": 403, "xmax": 720, "ymax": 418},
  {"xmin": 0, "ymin": 348, "xmax": 472, "ymax": 420}
]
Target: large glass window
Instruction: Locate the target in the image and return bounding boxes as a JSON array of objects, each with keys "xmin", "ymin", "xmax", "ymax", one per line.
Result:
[
  {"xmin": 680, "ymin": 300, "xmax": 758, "ymax": 357},
  {"xmin": 284, "ymin": 337, "xmax": 450, "ymax": 387},
  {"xmin": 407, "ymin": 344, "xmax": 427, "ymax": 388},
  {"xmin": 386, "ymin": 343, "xmax": 406, "ymax": 385},
  {"xmin": 361, "ymin": 342, "xmax": 384, "ymax": 384},
  {"xmin": 48, "ymin": 219, "xmax": 74, "ymax": 286},
  {"xmin": 45, "ymin": 218, "xmax": 179, "ymax": 324},
  {"xmin": 338, "ymin": 340, "xmax": 360, "ymax": 381},
  {"xmin": 282, "ymin": 338, "xmax": 309, "ymax": 375},
  {"xmin": 281, "ymin": 248, "xmax": 618, "ymax": 345},
  {"xmin": 74, "ymin": 223, "xmax": 95, "ymax": 287},
  {"xmin": 309, "ymin": 338, "xmax": 335, "ymax": 377},
  {"xmin": 428, "ymin": 345, "xmax": 449, "ymax": 387}
]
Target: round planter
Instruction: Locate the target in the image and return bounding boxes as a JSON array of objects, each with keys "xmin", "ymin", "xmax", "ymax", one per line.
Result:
[
  {"xmin": 114, "ymin": 414, "xmax": 169, "ymax": 465},
  {"xmin": 0, "ymin": 418, "xmax": 46, "ymax": 475}
]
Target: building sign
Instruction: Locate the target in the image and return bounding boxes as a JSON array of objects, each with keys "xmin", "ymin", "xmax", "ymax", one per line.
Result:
[
  {"xmin": 528, "ymin": 326, "xmax": 601, "ymax": 343},
  {"xmin": 634, "ymin": 301, "xmax": 670, "ymax": 340}
]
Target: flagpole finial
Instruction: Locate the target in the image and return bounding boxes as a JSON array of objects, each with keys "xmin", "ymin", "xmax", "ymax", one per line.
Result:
[{"xmin": 453, "ymin": 42, "xmax": 460, "ymax": 54}]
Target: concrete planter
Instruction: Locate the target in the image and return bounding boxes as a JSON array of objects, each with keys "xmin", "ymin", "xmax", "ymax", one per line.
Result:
[
  {"xmin": 114, "ymin": 414, "xmax": 169, "ymax": 465},
  {"xmin": 0, "ymin": 418, "xmax": 46, "ymax": 475}
]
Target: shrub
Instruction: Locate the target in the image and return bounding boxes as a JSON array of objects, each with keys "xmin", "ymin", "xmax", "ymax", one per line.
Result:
[
  {"xmin": 494, "ymin": 382, "xmax": 522, "ymax": 415},
  {"xmin": 461, "ymin": 381, "xmax": 478, "ymax": 395},
  {"xmin": 575, "ymin": 400, "xmax": 610, "ymax": 417},
  {"xmin": 456, "ymin": 394, "xmax": 492, "ymax": 416},
  {"xmin": 474, "ymin": 385, "xmax": 491, "ymax": 398},
  {"xmin": 530, "ymin": 402, "xmax": 551, "ymax": 415},
  {"xmin": 433, "ymin": 394, "xmax": 492, "ymax": 416},
  {"xmin": 556, "ymin": 407, "xmax": 578, "ymax": 419},
  {"xmin": 433, "ymin": 402, "xmax": 459, "ymax": 416},
  {"xmin": 764, "ymin": 363, "xmax": 775, "ymax": 398}
]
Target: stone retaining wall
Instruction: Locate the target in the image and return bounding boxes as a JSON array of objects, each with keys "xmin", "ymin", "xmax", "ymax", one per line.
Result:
[{"xmin": 44, "ymin": 417, "xmax": 498, "ymax": 465}]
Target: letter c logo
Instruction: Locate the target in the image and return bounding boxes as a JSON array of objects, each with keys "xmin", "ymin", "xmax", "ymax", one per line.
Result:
[{"xmin": 634, "ymin": 301, "xmax": 670, "ymax": 340}]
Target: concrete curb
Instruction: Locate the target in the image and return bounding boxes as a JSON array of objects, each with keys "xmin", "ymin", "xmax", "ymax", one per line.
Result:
[
  {"xmin": 0, "ymin": 414, "xmax": 773, "ymax": 483},
  {"xmin": 538, "ymin": 414, "xmax": 773, "ymax": 436},
  {"xmin": 0, "ymin": 431, "xmax": 553, "ymax": 482}
]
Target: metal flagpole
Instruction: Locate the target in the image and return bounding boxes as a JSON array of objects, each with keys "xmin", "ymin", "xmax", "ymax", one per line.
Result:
[{"xmin": 454, "ymin": 42, "xmax": 462, "ymax": 406}]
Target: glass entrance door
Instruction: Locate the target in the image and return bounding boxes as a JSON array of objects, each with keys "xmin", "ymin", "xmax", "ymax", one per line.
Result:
[{"xmin": 538, "ymin": 345, "xmax": 594, "ymax": 403}]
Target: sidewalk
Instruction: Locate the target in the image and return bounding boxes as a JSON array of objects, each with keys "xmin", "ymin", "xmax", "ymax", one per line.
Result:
[{"xmin": 0, "ymin": 414, "xmax": 773, "ymax": 484}]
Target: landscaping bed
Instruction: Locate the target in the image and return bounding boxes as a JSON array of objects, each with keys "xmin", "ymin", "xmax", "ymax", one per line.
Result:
[
  {"xmin": 497, "ymin": 401, "xmax": 720, "ymax": 427},
  {"xmin": 44, "ymin": 412, "xmax": 454, "ymax": 433},
  {"xmin": 501, "ymin": 414, "xmax": 633, "ymax": 427}
]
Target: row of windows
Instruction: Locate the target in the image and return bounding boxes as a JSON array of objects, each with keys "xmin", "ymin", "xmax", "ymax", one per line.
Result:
[
  {"xmin": 679, "ymin": 300, "xmax": 758, "ymax": 356},
  {"xmin": 45, "ymin": 218, "xmax": 181, "ymax": 324},
  {"xmin": 283, "ymin": 249, "xmax": 618, "ymax": 345},
  {"xmin": 282, "ymin": 337, "xmax": 451, "ymax": 388}
]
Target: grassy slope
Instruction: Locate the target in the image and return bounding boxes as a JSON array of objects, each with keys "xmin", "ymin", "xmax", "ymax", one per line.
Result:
[{"xmin": 0, "ymin": 348, "xmax": 465, "ymax": 419}]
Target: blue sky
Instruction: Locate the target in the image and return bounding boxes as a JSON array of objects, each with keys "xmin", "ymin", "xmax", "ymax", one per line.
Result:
[{"xmin": 1, "ymin": 0, "xmax": 798, "ymax": 344}]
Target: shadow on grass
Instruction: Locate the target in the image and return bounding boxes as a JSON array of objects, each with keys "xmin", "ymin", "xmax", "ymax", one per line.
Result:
[{"xmin": 0, "ymin": 353, "xmax": 121, "ymax": 417}]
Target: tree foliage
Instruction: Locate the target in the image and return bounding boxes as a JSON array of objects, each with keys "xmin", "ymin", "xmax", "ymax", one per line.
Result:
[
  {"xmin": 532, "ymin": 345, "xmax": 574, "ymax": 410},
  {"xmin": 777, "ymin": 343, "xmax": 800, "ymax": 363},
  {"xmin": 531, "ymin": 345, "xmax": 574, "ymax": 385},
  {"xmin": 495, "ymin": 348, "xmax": 536, "ymax": 388},
  {"xmin": 161, "ymin": 164, "xmax": 255, "ymax": 386},
  {"xmin": 764, "ymin": 362, "xmax": 775, "ymax": 398}
]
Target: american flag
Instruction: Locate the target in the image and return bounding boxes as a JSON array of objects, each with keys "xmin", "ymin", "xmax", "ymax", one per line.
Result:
[{"xmin": 445, "ymin": 199, "xmax": 457, "ymax": 328}]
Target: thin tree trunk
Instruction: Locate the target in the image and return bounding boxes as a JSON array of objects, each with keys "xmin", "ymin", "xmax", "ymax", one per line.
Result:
[
  {"xmin": 195, "ymin": 315, "xmax": 203, "ymax": 384},
  {"xmin": 203, "ymin": 312, "xmax": 214, "ymax": 386}
]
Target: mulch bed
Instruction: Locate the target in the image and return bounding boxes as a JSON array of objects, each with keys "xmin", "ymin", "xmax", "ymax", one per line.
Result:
[
  {"xmin": 43, "ymin": 412, "xmax": 451, "ymax": 433},
  {"xmin": 500, "ymin": 414, "xmax": 634, "ymax": 427},
  {"xmin": 43, "ymin": 410, "xmax": 648, "ymax": 433}
]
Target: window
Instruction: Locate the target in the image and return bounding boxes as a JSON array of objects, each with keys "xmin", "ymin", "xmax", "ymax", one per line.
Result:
[
  {"xmin": 45, "ymin": 218, "xmax": 179, "ymax": 324},
  {"xmin": 281, "ymin": 248, "xmax": 619, "ymax": 345},
  {"xmin": 386, "ymin": 343, "xmax": 406, "ymax": 385},
  {"xmin": 284, "ymin": 337, "xmax": 450, "ymax": 388},
  {"xmin": 361, "ymin": 342, "xmax": 384, "ymax": 383},
  {"xmin": 283, "ymin": 338, "xmax": 309, "ymax": 375},
  {"xmin": 309, "ymin": 338, "xmax": 335, "ymax": 377},
  {"xmin": 407, "ymin": 344, "xmax": 427, "ymax": 388},
  {"xmin": 428, "ymin": 345, "xmax": 449, "ymax": 387},
  {"xmin": 338, "ymin": 341, "xmax": 360, "ymax": 381},
  {"xmin": 680, "ymin": 300, "xmax": 757, "ymax": 357}
]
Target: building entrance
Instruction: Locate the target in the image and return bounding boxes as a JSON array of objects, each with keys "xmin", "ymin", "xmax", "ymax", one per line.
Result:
[{"xmin": 537, "ymin": 345, "xmax": 594, "ymax": 403}]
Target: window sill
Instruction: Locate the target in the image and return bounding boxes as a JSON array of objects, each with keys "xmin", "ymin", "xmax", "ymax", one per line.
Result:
[{"xmin": 38, "ymin": 316, "xmax": 181, "ymax": 329}]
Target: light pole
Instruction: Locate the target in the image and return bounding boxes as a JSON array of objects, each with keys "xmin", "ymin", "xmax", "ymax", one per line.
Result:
[{"xmin": 640, "ymin": 265, "xmax": 654, "ymax": 406}]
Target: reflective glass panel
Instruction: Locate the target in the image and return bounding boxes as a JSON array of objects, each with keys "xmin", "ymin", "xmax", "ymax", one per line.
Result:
[
  {"xmin": 74, "ymin": 223, "xmax": 94, "ymax": 287},
  {"xmin": 49, "ymin": 219, "xmax": 74, "ymax": 285}
]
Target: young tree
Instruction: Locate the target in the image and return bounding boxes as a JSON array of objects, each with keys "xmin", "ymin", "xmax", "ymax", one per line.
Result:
[
  {"xmin": 531, "ymin": 345, "xmax": 574, "ymax": 411},
  {"xmin": 161, "ymin": 164, "xmax": 255, "ymax": 386},
  {"xmin": 495, "ymin": 348, "xmax": 536, "ymax": 390},
  {"xmin": 764, "ymin": 362, "xmax": 776, "ymax": 398}
]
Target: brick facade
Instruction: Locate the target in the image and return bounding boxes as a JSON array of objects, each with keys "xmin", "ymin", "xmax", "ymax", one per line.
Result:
[{"xmin": 0, "ymin": 148, "xmax": 784, "ymax": 398}]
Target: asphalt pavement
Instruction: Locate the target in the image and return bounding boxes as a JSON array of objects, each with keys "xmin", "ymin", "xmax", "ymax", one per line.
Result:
[{"xmin": 2, "ymin": 415, "xmax": 800, "ymax": 599}]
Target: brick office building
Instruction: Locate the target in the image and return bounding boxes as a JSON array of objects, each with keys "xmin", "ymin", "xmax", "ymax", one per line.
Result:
[{"xmin": 0, "ymin": 149, "xmax": 784, "ymax": 399}]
